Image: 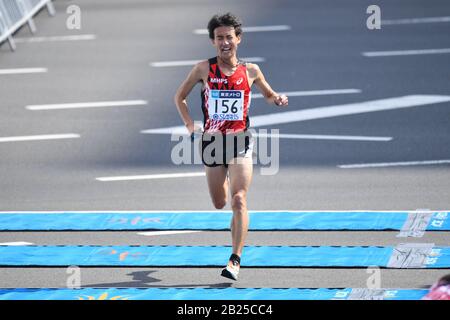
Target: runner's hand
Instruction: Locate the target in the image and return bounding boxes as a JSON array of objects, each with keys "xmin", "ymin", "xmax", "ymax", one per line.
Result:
[
  {"xmin": 274, "ymin": 95, "xmax": 288, "ymax": 107},
  {"xmin": 186, "ymin": 122, "xmax": 203, "ymax": 141},
  {"xmin": 186, "ymin": 122, "xmax": 203, "ymax": 135}
]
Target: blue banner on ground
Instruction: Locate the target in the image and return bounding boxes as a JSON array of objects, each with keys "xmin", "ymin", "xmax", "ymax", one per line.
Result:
[
  {"xmin": 0, "ymin": 287, "xmax": 429, "ymax": 300},
  {"xmin": 0, "ymin": 211, "xmax": 448, "ymax": 231},
  {"xmin": 0, "ymin": 245, "xmax": 448, "ymax": 268}
]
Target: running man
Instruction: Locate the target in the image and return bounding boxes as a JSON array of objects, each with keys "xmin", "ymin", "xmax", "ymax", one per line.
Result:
[{"xmin": 174, "ymin": 13, "xmax": 288, "ymax": 280}]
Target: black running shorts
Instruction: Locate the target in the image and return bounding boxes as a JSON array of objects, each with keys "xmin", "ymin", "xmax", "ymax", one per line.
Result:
[{"xmin": 201, "ymin": 130, "xmax": 254, "ymax": 167}]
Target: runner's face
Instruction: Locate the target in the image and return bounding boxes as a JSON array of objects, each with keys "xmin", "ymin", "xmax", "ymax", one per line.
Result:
[{"xmin": 212, "ymin": 26, "xmax": 241, "ymax": 60}]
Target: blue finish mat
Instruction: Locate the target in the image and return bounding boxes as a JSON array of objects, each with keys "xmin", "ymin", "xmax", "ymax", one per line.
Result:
[
  {"xmin": 0, "ymin": 211, "xmax": 448, "ymax": 231},
  {"xmin": 0, "ymin": 288, "xmax": 429, "ymax": 300},
  {"xmin": 0, "ymin": 245, "xmax": 448, "ymax": 268}
]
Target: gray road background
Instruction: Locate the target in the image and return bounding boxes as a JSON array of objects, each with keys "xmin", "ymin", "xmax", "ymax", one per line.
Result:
[{"xmin": 0, "ymin": 0, "xmax": 449, "ymax": 291}]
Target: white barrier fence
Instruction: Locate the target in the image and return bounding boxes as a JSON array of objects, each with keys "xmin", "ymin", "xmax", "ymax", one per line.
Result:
[{"xmin": 0, "ymin": 0, "xmax": 55, "ymax": 51}]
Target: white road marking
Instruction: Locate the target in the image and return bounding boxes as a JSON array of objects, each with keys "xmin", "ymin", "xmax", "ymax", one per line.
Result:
[
  {"xmin": 26, "ymin": 100, "xmax": 148, "ymax": 111},
  {"xmin": 150, "ymin": 57, "xmax": 265, "ymax": 67},
  {"xmin": 194, "ymin": 25, "xmax": 291, "ymax": 34},
  {"xmin": 96, "ymin": 172, "xmax": 206, "ymax": 182},
  {"xmin": 0, "ymin": 242, "xmax": 34, "ymax": 246},
  {"xmin": 137, "ymin": 231, "xmax": 202, "ymax": 236},
  {"xmin": 0, "ymin": 134, "xmax": 80, "ymax": 143},
  {"xmin": 0, "ymin": 68, "xmax": 47, "ymax": 75},
  {"xmin": 363, "ymin": 48, "xmax": 450, "ymax": 57},
  {"xmin": 382, "ymin": 16, "xmax": 450, "ymax": 25},
  {"xmin": 339, "ymin": 160, "xmax": 450, "ymax": 169},
  {"xmin": 14, "ymin": 34, "xmax": 97, "ymax": 43},
  {"xmin": 252, "ymin": 89, "xmax": 361, "ymax": 99},
  {"xmin": 141, "ymin": 95, "xmax": 450, "ymax": 135},
  {"xmin": 254, "ymin": 133, "xmax": 392, "ymax": 142},
  {"xmin": 251, "ymin": 95, "xmax": 450, "ymax": 127}
]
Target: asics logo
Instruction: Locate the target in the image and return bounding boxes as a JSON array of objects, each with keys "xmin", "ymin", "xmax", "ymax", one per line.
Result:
[{"xmin": 236, "ymin": 77, "xmax": 243, "ymax": 85}]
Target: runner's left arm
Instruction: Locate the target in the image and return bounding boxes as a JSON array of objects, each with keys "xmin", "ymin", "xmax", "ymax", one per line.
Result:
[{"xmin": 250, "ymin": 64, "xmax": 288, "ymax": 107}]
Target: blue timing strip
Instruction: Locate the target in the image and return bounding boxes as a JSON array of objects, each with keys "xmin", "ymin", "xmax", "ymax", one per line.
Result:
[
  {"xmin": 0, "ymin": 288, "xmax": 429, "ymax": 300},
  {"xmin": 0, "ymin": 211, "xmax": 448, "ymax": 230},
  {"xmin": 0, "ymin": 246, "xmax": 448, "ymax": 268}
]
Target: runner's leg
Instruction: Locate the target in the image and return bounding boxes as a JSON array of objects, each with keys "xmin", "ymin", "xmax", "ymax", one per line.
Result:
[
  {"xmin": 205, "ymin": 165, "xmax": 228, "ymax": 209},
  {"xmin": 228, "ymin": 157, "xmax": 253, "ymax": 259}
]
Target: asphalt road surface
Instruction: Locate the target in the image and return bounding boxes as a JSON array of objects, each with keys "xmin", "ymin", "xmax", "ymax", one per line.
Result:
[{"xmin": 0, "ymin": 0, "xmax": 449, "ymax": 294}]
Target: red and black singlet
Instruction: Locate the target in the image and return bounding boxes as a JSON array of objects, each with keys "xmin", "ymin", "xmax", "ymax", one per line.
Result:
[{"xmin": 201, "ymin": 57, "xmax": 251, "ymax": 134}]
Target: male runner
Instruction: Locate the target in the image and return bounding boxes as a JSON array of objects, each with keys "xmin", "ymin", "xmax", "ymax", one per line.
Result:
[{"xmin": 174, "ymin": 13, "xmax": 288, "ymax": 280}]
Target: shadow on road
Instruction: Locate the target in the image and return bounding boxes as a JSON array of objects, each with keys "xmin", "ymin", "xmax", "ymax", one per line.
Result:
[{"xmin": 82, "ymin": 270, "xmax": 233, "ymax": 288}]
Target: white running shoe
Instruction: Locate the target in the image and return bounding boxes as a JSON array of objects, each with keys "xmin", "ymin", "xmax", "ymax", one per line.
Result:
[
  {"xmin": 221, "ymin": 254, "xmax": 240, "ymax": 281},
  {"xmin": 221, "ymin": 263, "xmax": 239, "ymax": 281}
]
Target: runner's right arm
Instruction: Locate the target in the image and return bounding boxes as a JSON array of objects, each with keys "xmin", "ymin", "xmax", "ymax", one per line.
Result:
[{"xmin": 174, "ymin": 62, "xmax": 208, "ymax": 135}]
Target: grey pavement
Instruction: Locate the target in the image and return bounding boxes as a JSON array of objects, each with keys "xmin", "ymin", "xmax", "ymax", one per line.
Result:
[{"xmin": 0, "ymin": 0, "xmax": 449, "ymax": 292}]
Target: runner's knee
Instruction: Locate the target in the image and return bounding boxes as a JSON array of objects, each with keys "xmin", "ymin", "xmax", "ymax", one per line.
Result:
[
  {"xmin": 213, "ymin": 198, "xmax": 227, "ymax": 210},
  {"xmin": 231, "ymin": 191, "xmax": 246, "ymax": 212}
]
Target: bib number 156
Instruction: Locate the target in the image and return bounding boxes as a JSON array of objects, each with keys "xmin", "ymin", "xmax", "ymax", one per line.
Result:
[
  {"xmin": 214, "ymin": 99, "xmax": 239, "ymax": 114},
  {"xmin": 208, "ymin": 90, "xmax": 244, "ymax": 121}
]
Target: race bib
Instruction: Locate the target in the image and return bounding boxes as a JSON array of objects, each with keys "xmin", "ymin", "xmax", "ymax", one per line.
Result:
[{"xmin": 208, "ymin": 90, "xmax": 244, "ymax": 121}]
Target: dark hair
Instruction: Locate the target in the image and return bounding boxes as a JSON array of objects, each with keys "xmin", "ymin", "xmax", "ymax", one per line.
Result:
[{"xmin": 207, "ymin": 13, "xmax": 242, "ymax": 40}]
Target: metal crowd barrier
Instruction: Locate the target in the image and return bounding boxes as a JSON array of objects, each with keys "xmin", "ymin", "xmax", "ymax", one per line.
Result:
[{"xmin": 0, "ymin": 0, "xmax": 55, "ymax": 51}]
